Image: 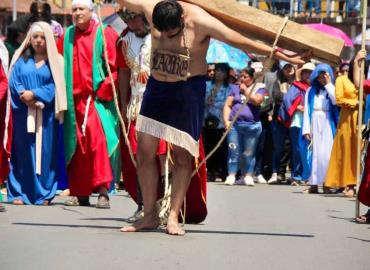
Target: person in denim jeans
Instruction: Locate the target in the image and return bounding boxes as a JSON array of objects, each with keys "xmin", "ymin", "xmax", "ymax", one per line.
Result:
[
  {"xmin": 267, "ymin": 62, "xmax": 295, "ymax": 184},
  {"xmin": 223, "ymin": 67, "xmax": 267, "ymax": 186}
]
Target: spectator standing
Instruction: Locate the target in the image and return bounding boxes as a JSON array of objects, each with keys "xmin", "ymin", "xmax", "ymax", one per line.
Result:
[
  {"xmin": 267, "ymin": 61, "xmax": 295, "ymax": 184},
  {"xmin": 324, "ymin": 51, "xmax": 364, "ymax": 197},
  {"xmin": 279, "ymin": 62, "xmax": 315, "ymax": 185},
  {"xmin": 7, "ymin": 22, "xmax": 67, "ymax": 205},
  {"xmin": 223, "ymin": 67, "xmax": 267, "ymax": 186},
  {"xmin": 302, "ymin": 64, "xmax": 338, "ymax": 193},
  {"xmin": 204, "ymin": 63, "xmax": 232, "ymax": 181},
  {"xmin": 57, "ymin": 0, "xmax": 120, "ymax": 208}
]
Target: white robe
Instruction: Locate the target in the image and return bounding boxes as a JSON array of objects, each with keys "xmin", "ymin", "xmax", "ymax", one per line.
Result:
[{"xmin": 302, "ymin": 84, "xmax": 336, "ymax": 185}]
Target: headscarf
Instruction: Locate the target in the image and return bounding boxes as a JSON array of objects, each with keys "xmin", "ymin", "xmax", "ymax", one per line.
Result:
[
  {"xmin": 72, "ymin": 0, "xmax": 94, "ymax": 10},
  {"xmin": 7, "ymin": 21, "xmax": 67, "ymax": 174},
  {"xmin": 307, "ymin": 63, "xmax": 338, "ymax": 136},
  {"xmin": 8, "ymin": 21, "xmax": 67, "ymax": 121}
]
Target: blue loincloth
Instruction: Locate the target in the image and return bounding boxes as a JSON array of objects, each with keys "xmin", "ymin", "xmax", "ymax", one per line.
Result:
[{"xmin": 137, "ymin": 75, "xmax": 206, "ymax": 157}]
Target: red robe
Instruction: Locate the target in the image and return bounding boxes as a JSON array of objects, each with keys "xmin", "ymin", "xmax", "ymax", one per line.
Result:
[
  {"xmin": 57, "ymin": 21, "xmax": 118, "ymax": 196},
  {"xmin": 359, "ymin": 80, "xmax": 370, "ymax": 207},
  {"xmin": 0, "ymin": 63, "xmax": 11, "ymax": 184},
  {"xmin": 116, "ymin": 33, "xmax": 207, "ymax": 223}
]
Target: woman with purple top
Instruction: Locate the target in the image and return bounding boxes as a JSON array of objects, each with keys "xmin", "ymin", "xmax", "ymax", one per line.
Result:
[{"xmin": 223, "ymin": 67, "xmax": 267, "ymax": 186}]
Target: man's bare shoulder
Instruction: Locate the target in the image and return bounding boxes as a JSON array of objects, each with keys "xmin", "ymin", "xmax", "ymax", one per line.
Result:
[
  {"xmin": 180, "ymin": 1, "xmax": 210, "ymax": 19},
  {"xmin": 180, "ymin": 1, "xmax": 214, "ymax": 30}
]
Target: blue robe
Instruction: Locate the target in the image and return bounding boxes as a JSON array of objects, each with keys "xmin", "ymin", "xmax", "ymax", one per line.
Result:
[{"xmin": 7, "ymin": 57, "xmax": 59, "ymax": 205}]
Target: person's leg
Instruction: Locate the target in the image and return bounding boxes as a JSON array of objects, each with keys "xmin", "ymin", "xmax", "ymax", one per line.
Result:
[
  {"xmin": 166, "ymin": 145, "xmax": 193, "ymax": 235},
  {"xmin": 289, "ymin": 127, "xmax": 303, "ymax": 183},
  {"xmin": 121, "ymin": 132, "xmax": 160, "ymax": 232},
  {"xmin": 270, "ymin": 121, "xmax": 285, "ymax": 183},
  {"xmin": 241, "ymin": 122, "xmax": 262, "ymax": 185},
  {"xmin": 225, "ymin": 126, "xmax": 240, "ymax": 185},
  {"xmin": 211, "ymin": 129, "xmax": 225, "ymax": 180},
  {"xmin": 255, "ymin": 120, "xmax": 267, "ymax": 177},
  {"xmin": 279, "ymin": 126, "xmax": 291, "ymax": 181}
]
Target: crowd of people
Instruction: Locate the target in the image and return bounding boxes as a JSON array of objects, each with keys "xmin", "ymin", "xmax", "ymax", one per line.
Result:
[
  {"xmin": 0, "ymin": 0, "xmax": 370, "ymax": 234},
  {"xmin": 204, "ymin": 52, "xmax": 370, "ymax": 199}
]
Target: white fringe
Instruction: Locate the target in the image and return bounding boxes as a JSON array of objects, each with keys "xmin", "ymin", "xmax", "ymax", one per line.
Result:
[{"xmin": 136, "ymin": 115, "xmax": 199, "ymax": 158}]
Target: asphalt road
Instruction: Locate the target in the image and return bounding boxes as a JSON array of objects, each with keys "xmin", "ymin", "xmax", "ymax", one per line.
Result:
[{"xmin": 0, "ymin": 183, "xmax": 369, "ymax": 270}]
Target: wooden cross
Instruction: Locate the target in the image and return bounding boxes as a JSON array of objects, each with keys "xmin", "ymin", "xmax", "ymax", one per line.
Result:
[{"xmin": 183, "ymin": 0, "xmax": 345, "ymax": 64}]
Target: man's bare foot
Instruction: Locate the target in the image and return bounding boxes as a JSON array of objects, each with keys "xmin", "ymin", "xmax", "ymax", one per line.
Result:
[
  {"xmin": 166, "ymin": 214, "xmax": 185, "ymax": 236},
  {"xmin": 59, "ymin": 189, "xmax": 70, "ymax": 196},
  {"xmin": 13, "ymin": 199, "xmax": 24, "ymax": 205},
  {"xmin": 120, "ymin": 215, "xmax": 159, "ymax": 232}
]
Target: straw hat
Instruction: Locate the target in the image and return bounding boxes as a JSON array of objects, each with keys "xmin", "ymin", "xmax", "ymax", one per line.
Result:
[{"xmin": 297, "ymin": 62, "xmax": 315, "ymax": 80}]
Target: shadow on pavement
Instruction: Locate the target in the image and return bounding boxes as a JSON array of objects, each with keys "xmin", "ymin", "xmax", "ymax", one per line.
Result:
[
  {"xmin": 347, "ymin": 237, "xmax": 370, "ymax": 243},
  {"xmin": 179, "ymin": 229, "xmax": 314, "ymax": 237},
  {"xmin": 81, "ymin": 217, "xmax": 128, "ymax": 222},
  {"xmin": 12, "ymin": 222, "xmax": 314, "ymax": 237},
  {"xmin": 13, "ymin": 222, "xmax": 122, "ymax": 230},
  {"xmin": 328, "ymin": 215, "xmax": 353, "ymax": 221}
]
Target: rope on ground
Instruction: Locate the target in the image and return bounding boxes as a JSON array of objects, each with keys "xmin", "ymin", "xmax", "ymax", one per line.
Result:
[{"xmin": 96, "ymin": 2, "xmax": 137, "ymax": 168}]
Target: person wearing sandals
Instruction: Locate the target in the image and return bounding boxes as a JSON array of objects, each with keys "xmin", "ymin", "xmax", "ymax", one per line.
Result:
[
  {"xmin": 279, "ymin": 62, "xmax": 315, "ymax": 186},
  {"xmin": 7, "ymin": 22, "xmax": 67, "ymax": 205},
  {"xmin": 57, "ymin": 0, "xmax": 120, "ymax": 208},
  {"xmin": 302, "ymin": 64, "xmax": 338, "ymax": 194},
  {"xmin": 324, "ymin": 51, "xmax": 365, "ymax": 197},
  {"xmin": 223, "ymin": 67, "xmax": 267, "ymax": 186}
]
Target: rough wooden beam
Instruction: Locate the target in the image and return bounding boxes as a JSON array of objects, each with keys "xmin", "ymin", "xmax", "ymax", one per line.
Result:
[{"xmin": 183, "ymin": 0, "xmax": 345, "ymax": 64}]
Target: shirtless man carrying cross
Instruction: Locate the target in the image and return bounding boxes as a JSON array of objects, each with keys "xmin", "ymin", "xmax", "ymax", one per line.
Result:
[{"xmin": 117, "ymin": 0, "xmax": 309, "ymax": 235}]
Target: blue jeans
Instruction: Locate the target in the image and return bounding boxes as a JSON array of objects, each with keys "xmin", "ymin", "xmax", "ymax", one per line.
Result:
[
  {"xmin": 289, "ymin": 127, "xmax": 303, "ymax": 181},
  {"xmin": 272, "ymin": 120, "xmax": 290, "ymax": 174},
  {"xmin": 227, "ymin": 122, "xmax": 262, "ymax": 175}
]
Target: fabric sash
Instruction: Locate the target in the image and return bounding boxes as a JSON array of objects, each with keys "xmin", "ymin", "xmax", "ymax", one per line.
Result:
[{"xmin": 63, "ymin": 24, "xmax": 119, "ymax": 165}]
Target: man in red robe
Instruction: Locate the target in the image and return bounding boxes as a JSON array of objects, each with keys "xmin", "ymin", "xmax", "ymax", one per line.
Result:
[{"xmin": 57, "ymin": 0, "xmax": 120, "ymax": 208}]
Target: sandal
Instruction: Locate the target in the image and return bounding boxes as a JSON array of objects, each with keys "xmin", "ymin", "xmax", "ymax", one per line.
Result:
[
  {"xmin": 59, "ymin": 189, "xmax": 70, "ymax": 197},
  {"xmin": 13, "ymin": 199, "xmax": 24, "ymax": 205},
  {"xmin": 42, "ymin": 200, "xmax": 50, "ymax": 206},
  {"xmin": 64, "ymin": 196, "xmax": 90, "ymax": 207},
  {"xmin": 96, "ymin": 194, "xmax": 110, "ymax": 209},
  {"xmin": 343, "ymin": 187, "xmax": 356, "ymax": 198},
  {"xmin": 355, "ymin": 214, "xmax": 370, "ymax": 224},
  {"xmin": 302, "ymin": 185, "xmax": 319, "ymax": 194},
  {"xmin": 291, "ymin": 181, "xmax": 300, "ymax": 186}
]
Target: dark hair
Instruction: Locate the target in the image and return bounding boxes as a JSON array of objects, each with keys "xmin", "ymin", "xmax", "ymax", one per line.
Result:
[
  {"xmin": 348, "ymin": 58, "xmax": 369, "ymax": 84},
  {"xmin": 152, "ymin": 0, "xmax": 184, "ymax": 32},
  {"xmin": 30, "ymin": 2, "xmax": 52, "ymax": 24},
  {"xmin": 212, "ymin": 63, "xmax": 231, "ymax": 87},
  {"xmin": 22, "ymin": 46, "xmax": 35, "ymax": 62},
  {"xmin": 241, "ymin": 66, "xmax": 255, "ymax": 79},
  {"xmin": 339, "ymin": 62, "xmax": 349, "ymax": 72}
]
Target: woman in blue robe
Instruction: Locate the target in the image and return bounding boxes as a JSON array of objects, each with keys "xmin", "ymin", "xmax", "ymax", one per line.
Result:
[{"xmin": 7, "ymin": 22, "xmax": 67, "ymax": 205}]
